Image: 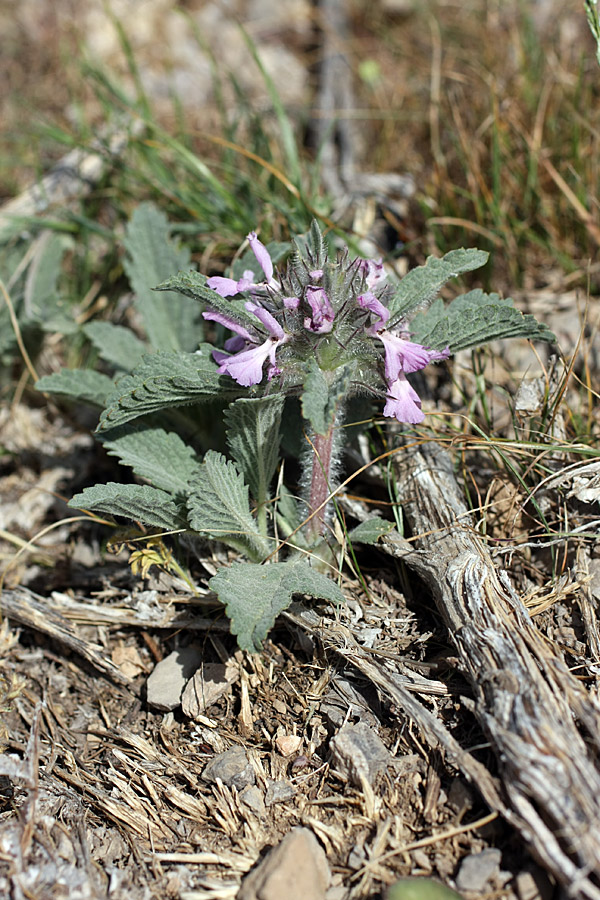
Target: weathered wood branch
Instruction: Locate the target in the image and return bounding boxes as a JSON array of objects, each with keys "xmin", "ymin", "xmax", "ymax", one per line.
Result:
[{"xmin": 381, "ymin": 444, "xmax": 600, "ymax": 898}]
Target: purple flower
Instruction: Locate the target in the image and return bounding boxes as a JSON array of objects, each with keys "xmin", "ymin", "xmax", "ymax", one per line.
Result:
[
  {"xmin": 206, "ymin": 231, "xmax": 275, "ymax": 300},
  {"xmin": 375, "ymin": 330, "xmax": 449, "ymax": 424},
  {"xmin": 217, "ymin": 339, "xmax": 281, "ymax": 386},
  {"xmin": 215, "ymin": 300, "xmax": 287, "ymax": 387},
  {"xmin": 247, "ymin": 231, "xmax": 274, "ymax": 283},
  {"xmin": 360, "ymin": 257, "xmax": 386, "ymax": 289},
  {"xmin": 377, "ymin": 331, "xmax": 450, "ymax": 380},
  {"xmin": 207, "ymin": 269, "xmax": 256, "ymax": 298},
  {"xmin": 304, "ymin": 287, "xmax": 334, "ymax": 334},
  {"xmin": 202, "ymin": 309, "xmax": 254, "ymax": 343},
  {"xmin": 383, "ymin": 374, "xmax": 424, "ymax": 424},
  {"xmin": 357, "ymin": 291, "xmax": 390, "ymax": 332}
]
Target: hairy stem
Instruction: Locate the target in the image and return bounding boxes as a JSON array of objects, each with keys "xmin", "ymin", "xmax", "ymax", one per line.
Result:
[{"xmin": 304, "ymin": 423, "xmax": 336, "ymax": 542}]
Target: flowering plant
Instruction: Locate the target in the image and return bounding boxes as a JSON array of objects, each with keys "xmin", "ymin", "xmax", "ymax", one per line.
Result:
[{"xmin": 40, "ymin": 217, "xmax": 554, "ymax": 651}]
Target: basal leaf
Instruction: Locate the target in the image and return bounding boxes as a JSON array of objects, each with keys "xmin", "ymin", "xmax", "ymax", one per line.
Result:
[
  {"xmin": 209, "ymin": 557, "xmax": 345, "ymax": 652},
  {"xmin": 69, "ymin": 483, "xmax": 187, "ymax": 530},
  {"xmin": 123, "ymin": 203, "xmax": 203, "ymax": 352},
  {"xmin": 411, "ymin": 295, "xmax": 556, "ymax": 352},
  {"xmin": 83, "ymin": 321, "xmax": 147, "ymax": 371},
  {"xmin": 97, "ymin": 348, "xmax": 239, "ymax": 432},
  {"xmin": 100, "ymin": 426, "xmax": 200, "ymax": 496},
  {"xmin": 36, "ymin": 369, "xmax": 115, "ymax": 407},
  {"xmin": 224, "ymin": 395, "xmax": 284, "ymax": 504},
  {"xmin": 187, "ymin": 451, "xmax": 269, "ymax": 562},
  {"xmin": 388, "ymin": 248, "xmax": 489, "ymax": 319}
]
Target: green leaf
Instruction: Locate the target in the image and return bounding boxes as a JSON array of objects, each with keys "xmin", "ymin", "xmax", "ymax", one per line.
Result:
[
  {"xmin": 411, "ymin": 292, "xmax": 556, "ymax": 352},
  {"xmin": 69, "ymin": 483, "xmax": 187, "ymax": 530},
  {"xmin": 187, "ymin": 451, "xmax": 269, "ymax": 562},
  {"xmin": 100, "ymin": 426, "xmax": 200, "ymax": 496},
  {"xmin": 36, "ymin": 369, "xmax": 115, "ymax": 407},
  {"xmin": 24, "ymin": 232, "xmax": 71, "ymax": 321},
  {"xmin": 386, "ymin": 877, "xmax": 464, "ymax": 900},
  {"xmin": 155, "ymin": 269, "xmax": 257, "ymax": 334},
  {"xmin": 210, "ymin": 557, "xmax": 345, "ymax": 652},
  {"xmin": 224, "ymin": 395, "xmax": 284, "ymax": 504},
  {"xmin": 301, "ymin": 361, "xmax": 349, "ymax": 436},
  {"xmin": 388, "ymin": 248, "xmax": 489, "ymax": 319},
  {"xmin": 83, "ymin": 322, "xmax": 147, "ymax": 371},
  {"xmin": 123, "ymin": 203, "xmax": 204, "ymax": 352},
  {"xmin": 97, "ymin": 348, "xmax": 239, "ymax": 431},
  {"xmin": 348, "ymin": 518, "xmax": 396, "ymax": 544}
]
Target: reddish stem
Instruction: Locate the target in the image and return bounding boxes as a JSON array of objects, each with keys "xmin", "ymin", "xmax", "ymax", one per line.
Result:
[{"xmin": 305, "ymin": 424, "xmax": 335, "ymax": 541}]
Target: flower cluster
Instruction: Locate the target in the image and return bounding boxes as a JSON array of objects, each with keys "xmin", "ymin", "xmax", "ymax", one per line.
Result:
[{"xmin": 203, "ymin": 230, "xmax": 449, "ymax": 424}]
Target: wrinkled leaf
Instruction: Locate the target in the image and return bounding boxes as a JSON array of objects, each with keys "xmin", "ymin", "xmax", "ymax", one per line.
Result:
[
  {"xmin": 388, "ymin": 248, "xmax": 489, "ymax": 319},
  {"xmin": 225, "ymin": 395, "xmax": 284, "ymax": 504},
  {"xmin": 155, "ymin": 269, "xmax": 257, "ymax": 334},
  {"xmin": 36, "ymin": 369, "xmax": 115, "ymax": 407},
  {"xmin": 187, "ymin": 451, "xmax": 269, "ymax": 562},
  {"xmin": 210, "ymin": 557, "xmax": 345, "ymax": 652},
  {"xmin": 97, "ymin": 348, "xmax": 239, "ymax": 431},
  {"xmin": 411, "ymin": 293, "xmax": 555, "ymax": 352},
  {"xmin": 123, "ymin": 203, "xmax": 203, "ymax": 352},
  {"xmin": 83, "ymin": 321, "xmax": 147, "ymax": 372},
  {"xmin": 69, "ymin": 483, "xmax": 187, "ymax": 531},
  {"xmin": 100, "ymin": 426, "xmax": 200, "ymax": 496}
]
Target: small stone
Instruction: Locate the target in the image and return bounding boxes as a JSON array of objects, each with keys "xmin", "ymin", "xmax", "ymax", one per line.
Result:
[
  {"xmin": 237, "ymin": 827, "xmax": 330, "ymax": 900},
  {"xmin": 265, "ymin": 779, "xmax": 297, "ymax": 806},
  {"xmin": 275, "ymin": 734, "xmax": 302, "ymax": 757},
  {"xmin": 239, "ymin": 784, "xmax": 266, "ymax": 817},
  {"xmin": 515, "ymin": 866, "xmax": 555, "ymax": 900},
  {"xmin": 181, "ymin": 661, "xmax": 238, "ymax": 718},
  {"xmin": 146, "ymin": 645, "xmax": 202, "ymax": 711},
  {"xmin": 455, "ymin": 849, "xmax": 502, "ymax": 893},
  {"xmin": 330, "ymin": 721, "xmax": 390, "ymax": 787},
  {"xmin": 202, "ymin": 747, "xmax": 255, "ymax": 790},
  {"xmin": 347, "ymin": 841, "xmax": 366, "ymax": 870},
  {"xmin": 325, "ymin": 888, "xmax": 347, "ymax": 900}
]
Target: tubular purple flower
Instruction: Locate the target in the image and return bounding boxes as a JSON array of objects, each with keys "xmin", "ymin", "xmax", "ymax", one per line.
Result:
[
  {"xmin": 247, "ymin": 232, "xmax": 274, "ymax": 283},
  {"xmin": 377, "ymin": 331, "xmax": 450, "ymax": 381},
  {"xmin": 206, "ymin": 276, "xmax": 242, "ymax": 298},
  {"xmin": 283, "ymin": 296, "xmax": 301, "ymax": 309},
  {"xmin": 383, "ymin": 375, "xmax": 424, "ymax": 424},
  {"xmin": 217, "ymin": 340, "xmax": 280, "ymax": 387},
  {"xmin": 245, "ymin": 301, "xmax": 285, "ymax": 340},
  {"xmin": 357, "ymin": 291, "xmax": 390, "ymax": 332},
  {"xmin": 203, "ymin": 309, "xmax": 254, "ymax": 343},
  {"xmin": 304, "ymin": 287, "xmax": 334, "ymax": 334},
  {"xmin": 206, "ymin": 269, "xmax": 256, "ymax": 298},
  {"xmin": 214, "ymin": 300, "xmax": 287, "ymax": 387}
]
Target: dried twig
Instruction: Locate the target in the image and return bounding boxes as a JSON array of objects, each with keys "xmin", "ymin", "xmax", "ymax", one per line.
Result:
[{"xmin": 381, "ymin": 443, "xmax": 600, "ymax": 899}]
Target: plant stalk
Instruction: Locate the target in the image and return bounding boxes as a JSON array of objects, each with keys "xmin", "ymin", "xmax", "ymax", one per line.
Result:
[{"xmin": 304, "ymin": 423, "xmax": 336, "ymax": 542}]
